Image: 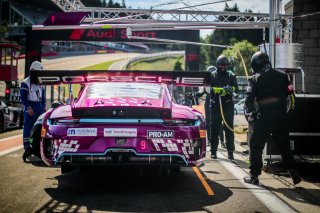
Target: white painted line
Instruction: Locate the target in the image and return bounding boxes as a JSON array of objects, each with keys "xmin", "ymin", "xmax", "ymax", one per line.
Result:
[
  {"xmin": 0, "ymin": 134, "xmax": 22, "ymax": 142},
  {"xmin": 217, "ymin": 152, "xmax": 297, "ymax": 213},
  {"xmin": 0, "ymin": 145, "xmax": 23, "ymax": 157}
]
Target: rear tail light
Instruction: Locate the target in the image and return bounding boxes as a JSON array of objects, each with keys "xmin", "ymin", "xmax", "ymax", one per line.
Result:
[
  {"xmin": 52, "ymin": 119, "xmax": 80, "ymax": 125},
  {"xmin": 41, "ymin": 127, "xmax": 46, "ymax": 137},
  {"xmin": 163, "ymin": 119, "xmax": 195, "ymax": 126}
]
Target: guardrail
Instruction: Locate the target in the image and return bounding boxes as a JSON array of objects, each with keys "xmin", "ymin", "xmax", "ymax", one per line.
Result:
[{"xmin": 122, "ymin": 51, "xmax": 185, "ymax": 69}]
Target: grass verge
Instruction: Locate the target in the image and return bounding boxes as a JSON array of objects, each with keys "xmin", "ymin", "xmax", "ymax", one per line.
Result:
[{"xmin": 127, "ymin": 55, "xmax": 185, "ymax": 70}]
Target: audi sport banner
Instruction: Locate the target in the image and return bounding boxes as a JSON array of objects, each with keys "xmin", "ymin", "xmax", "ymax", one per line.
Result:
[{"xmin": 30, "ymin": 70, "xmax": 211, "ymax": 87}]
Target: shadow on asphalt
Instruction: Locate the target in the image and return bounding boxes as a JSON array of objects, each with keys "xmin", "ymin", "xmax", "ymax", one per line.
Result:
[
  {"xmin": 265, "ymin": 185, "xmax": 320, "ymax": 205},
  {"xmin": 37, "ymin": 166, "xmax": 233, "ymax": 212},
  {"xmin": 266, "ymin": 161, "xmax": 320, "ymax": 184}
]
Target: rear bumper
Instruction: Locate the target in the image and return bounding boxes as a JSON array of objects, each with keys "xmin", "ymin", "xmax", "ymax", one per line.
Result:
[{"xmin": 56, "ymin": 149, "xmax": 188, "ymax": 166}]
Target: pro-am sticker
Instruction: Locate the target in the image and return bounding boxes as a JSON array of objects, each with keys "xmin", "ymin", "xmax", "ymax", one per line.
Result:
[{"xmin": 147, "ymin": 130, "xmax": 174, "ymax": 139}]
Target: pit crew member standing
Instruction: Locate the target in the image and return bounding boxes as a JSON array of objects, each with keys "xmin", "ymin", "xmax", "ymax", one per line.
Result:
[
  {"xmin": 210, "ymin": 55, "xmax": 239, "ymax": 159},
  {"xmin": 243, "ymin": 51, "xmax": 301, "ymax": 185},
  {"xmin": 20, "ymin": 61, "xmax": 46, "ymax": 162},
  {"xmin": 196, "ymin": 66, "xmax": 225, "ymax": 147}
]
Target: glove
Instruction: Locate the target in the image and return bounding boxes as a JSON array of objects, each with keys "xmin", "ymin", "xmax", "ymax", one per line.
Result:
[
  {"xmin": 224, "ymin": 85, "xmax": 235, "ymax": 96},
  {"xmin": 212, "ymin": 87, "xmax": 226, "ymax": 96},
  {"xmin": 224, "ymin": 85, "xmax": 233, "ymax": 95}
]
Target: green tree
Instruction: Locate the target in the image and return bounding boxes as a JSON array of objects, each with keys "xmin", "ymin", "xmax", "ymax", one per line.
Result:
[
  {"xmin": 173, "ymin": 60, "xmax": 183, "ymax": 71},
  {"xmin": 222, "ymin": 40, "xmax": 257, "ymax": 76},
  {"xmin": 113, "ymin": 2, "xmax": 121, "ymax": 8},
  {"xmin": 102, "ymin": 0, "xmax": 107, "ymax": 7},
  {"xmin": 122, "ymin": 0, "xmax": 126, "ymax": 8},
  {"xmin": 200, "ymin": 3, "xmax": 266, "ymax": 71},
  {"xmin": 81, "ymin": 0, "xmax": 102, "ymax": 7},
  {"xmin": 108, "ymin": 0, "xmax": 114, "ymax": 7}
]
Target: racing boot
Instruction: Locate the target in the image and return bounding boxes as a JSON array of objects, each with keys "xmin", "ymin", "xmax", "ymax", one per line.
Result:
[
  {"xmin": 220, "ymin": 141, "xmax": 226, "ymax": 148},
  {"xmin": 210, "ymin": 151, "xmax": 217, "ymax": 159},
  {"xmin": 228, "ymin": 151, "xmax": 234, "ymax": 160},
  {"xmin": 22, "ymin": 146, "xmax": 33, "ymax": 162},
  {"xmin": 244, "ymin": 175, "xmax": 259, "ymax": 185},
  {"xmin": 288, "ymin": 169, "xmax": 302, "ymax": 185}
]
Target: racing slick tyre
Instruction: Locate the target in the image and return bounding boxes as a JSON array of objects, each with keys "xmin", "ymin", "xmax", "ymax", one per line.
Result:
[
  {"xmin": 61, "ymin": 165, "xmax": 76, "ymax": 174},
  {"xmin": 29, "ymin": 124, "xmax": 42, "ymax": 159},
  {"xmin": 0, "ymin": 113, "xmax": 5, "ymax": 133},
  {"xmin": 169, "ymin": 166, "xmax": 181, "ymax": 175}
]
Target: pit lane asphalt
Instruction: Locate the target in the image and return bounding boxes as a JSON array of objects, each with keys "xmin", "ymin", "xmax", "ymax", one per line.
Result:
[
  {"xmin": 0, "ymin": 148, "xmax": 273, "ymax": 213},
  {"xmin": 0, "ymin": 56, "xmax": 319, "ymax": 212},
  {"xmin": 0, "ymin": 118, "xmax": 319, "ymax": 212}
]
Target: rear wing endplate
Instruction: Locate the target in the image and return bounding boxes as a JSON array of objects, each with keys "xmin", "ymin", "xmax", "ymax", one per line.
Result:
[{"xmin": 30, "ymin": 70, "xmax": 211, "ymax": 87}]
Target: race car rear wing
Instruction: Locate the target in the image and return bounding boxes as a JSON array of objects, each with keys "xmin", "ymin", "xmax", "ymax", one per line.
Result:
[{"xmin": 30, "ymin": 70, "xmax": 211, "ymax": 87}]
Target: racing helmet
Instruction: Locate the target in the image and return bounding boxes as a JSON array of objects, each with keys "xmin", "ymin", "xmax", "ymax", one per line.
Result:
[
  {"xmin": 30, "ymin": 61, "xmax": 44, "ymax": 71},
  {"xmin": 207, "ymin": 66, "xmax": 216, "ymax": 73},
  {"xmin": 250, "ymin": 51, "xmax": 271, "ymax": 74},
  {"xmin": 216, "ymin": 55, "xmax": 229, "ymax": 72}
]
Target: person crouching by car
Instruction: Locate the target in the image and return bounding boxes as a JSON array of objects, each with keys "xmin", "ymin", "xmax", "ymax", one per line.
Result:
[{"xmin": 20, "ymin": 61, "xmax": 46, "ymax": 162}]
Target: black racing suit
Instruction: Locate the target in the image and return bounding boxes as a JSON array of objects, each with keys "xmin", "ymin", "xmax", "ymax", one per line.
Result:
[
  {"xmin": 196, "ymin": 88, "xmax": 224, "ymax": 143},
  {"xmin": 210, "ymin": 70, "xmax": 239, "ymax": 154},
  {"xmin": 245, "ymin": 68, "xmax": 295, "ymax": 177}
]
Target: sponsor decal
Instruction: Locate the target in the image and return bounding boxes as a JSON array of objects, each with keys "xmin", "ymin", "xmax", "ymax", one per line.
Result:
[
  {"xmin": 83, "ymin": 29, "xmax": 157, "ymax": 40},
  {"xmin": 69, "ymin": 29, "xmax": 85, "ymax": 40},
  {"xmin": 147, "ymin": 130, "xmax": 174, "ymax": 139},
  {"xmin": 67, "ymin": 128, "xmax": 97, "ymax": 136},
  {"xmin": 104, "ymin": 128, "xmax": 137, "ymax": 137}
]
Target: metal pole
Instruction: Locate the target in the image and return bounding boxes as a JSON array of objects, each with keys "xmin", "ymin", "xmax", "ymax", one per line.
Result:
[
  {"xmin": 58, "ymin": 86, "xmax": 61, "ymax": 101},
  {"xmin": 269, "ymin": 0, "xmax": 277, "ymax": 68},
  {"xmin": 51, "ymin": 85, "xmax": 54, "ymax": 103},
  {"xmin": 0, "ymin": 0, "xmax": 2, "ymax": 29}
]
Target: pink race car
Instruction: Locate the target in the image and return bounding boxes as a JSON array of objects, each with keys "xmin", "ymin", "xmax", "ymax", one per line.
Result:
[{"xmin": 30, "ymin": 70, "xmax": 210, "ymax": 174}]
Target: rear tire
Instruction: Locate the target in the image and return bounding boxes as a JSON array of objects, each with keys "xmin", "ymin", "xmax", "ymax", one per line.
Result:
[
  {"xmin": 0, "ymin": 113, "xmax": 5, "ymax": 133},
  {"xmin": 29, "ymin": 124, "xmax": 42, "ymax": 159},
  {"xmin": 61, "ymin": 165, "xmax": 75, "ymax": 174}
]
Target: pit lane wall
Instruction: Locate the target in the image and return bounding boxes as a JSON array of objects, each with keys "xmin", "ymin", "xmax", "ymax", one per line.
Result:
[{"xmin": 290, "ymin": 0, "xmax": 320, "ymax": 94}]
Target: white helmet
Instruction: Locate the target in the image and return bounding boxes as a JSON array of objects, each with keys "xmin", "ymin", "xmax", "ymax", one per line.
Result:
[{"xmin": 30, "ymin": 61, "xmax": 44, "ymax": 71}]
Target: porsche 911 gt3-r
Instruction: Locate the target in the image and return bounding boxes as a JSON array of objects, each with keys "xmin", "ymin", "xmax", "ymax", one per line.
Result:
[{"xmin": 30, "ymin": 70, "xmax": 210, "ymax": 173}]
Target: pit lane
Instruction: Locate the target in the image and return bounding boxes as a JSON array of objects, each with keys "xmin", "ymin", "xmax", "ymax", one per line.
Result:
[
  {"xmin": 0, "ymin": 120, "xmax": 319, "ymax": 212},
  {"xmin": 0, "ymin": 147, "xmax": 273, "ymax": 213},
  {"xmin": 0, "ymin": 56, "xmax": 319, "ymax": 212}
]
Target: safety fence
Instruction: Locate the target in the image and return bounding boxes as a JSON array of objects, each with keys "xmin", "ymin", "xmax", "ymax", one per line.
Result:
[{"xmin": 122, "ymin": 51, "xmax": 185, "ymax": 69}]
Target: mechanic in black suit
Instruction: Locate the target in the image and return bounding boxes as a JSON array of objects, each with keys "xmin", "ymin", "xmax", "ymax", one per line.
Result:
[
  {"xmin": 210, "ymin": 55, "xmax": 239, "ymax": 159},
  {"xmin": 244, "ymin": 51, "xmax": 301, "ymax": 185}
]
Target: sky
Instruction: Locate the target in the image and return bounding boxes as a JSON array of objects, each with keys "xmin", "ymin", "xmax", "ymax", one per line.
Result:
[{"xmin": 117, "ymin": 0, "xmax": 291, "ymax": 37}]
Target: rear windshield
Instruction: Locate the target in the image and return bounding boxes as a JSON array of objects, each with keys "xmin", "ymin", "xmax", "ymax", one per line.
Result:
[{"xmin": 86, "ymin": 82, "xmax": 162, "ymax": 99}]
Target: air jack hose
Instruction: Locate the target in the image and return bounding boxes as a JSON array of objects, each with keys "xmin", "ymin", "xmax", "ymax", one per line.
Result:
[{"xmin": 218, "ymin": 95, "xmax": 244, "ymax": 134}]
